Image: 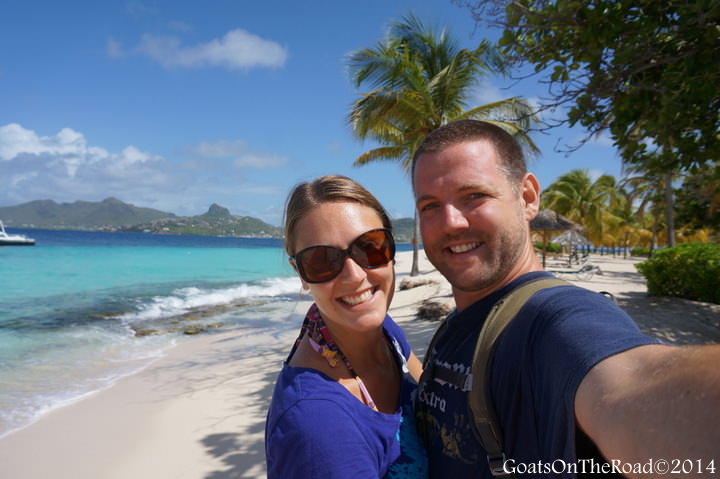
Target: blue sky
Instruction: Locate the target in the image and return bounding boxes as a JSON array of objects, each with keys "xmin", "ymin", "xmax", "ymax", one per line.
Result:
[{"xmin": 0, "ymin": 0, "xmax": 623, "ymax": 226}]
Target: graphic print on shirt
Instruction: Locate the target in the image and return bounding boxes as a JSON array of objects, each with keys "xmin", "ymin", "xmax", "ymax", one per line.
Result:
[{"xmin": 416, "ymin": 359, "xmax": 482, "ymax": 465}]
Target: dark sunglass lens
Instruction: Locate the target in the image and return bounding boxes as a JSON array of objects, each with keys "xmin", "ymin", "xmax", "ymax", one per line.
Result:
[
  {"xmin": 351, "ymin": 230, "xmax": 394, "ymax": 268},
  {"xmin": 298, "ymin": 246, "xmax": 344, "ymax": 282}
]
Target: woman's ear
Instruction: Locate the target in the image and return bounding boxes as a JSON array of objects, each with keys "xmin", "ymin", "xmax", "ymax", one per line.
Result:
[{"xmin": 289, "ymin": 257, "xmax": 310, "ymax": 291}]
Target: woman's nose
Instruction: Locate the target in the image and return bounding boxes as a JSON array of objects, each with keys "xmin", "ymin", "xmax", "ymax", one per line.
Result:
[{"xmin": 337, "ymin": 255, "xmax": 367, "ymax": 282}]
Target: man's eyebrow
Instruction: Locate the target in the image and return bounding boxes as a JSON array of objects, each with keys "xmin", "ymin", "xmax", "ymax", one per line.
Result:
[
  {"xmin": 415, "ymin": 183, "xmax": 487, "ymax": 205},
  {"xmin": 415, "ymin": 193, "xmax": 436, "ymax": 206},
  {"xmin": 458, "ymin": 183, "xmax": 485, "ymax": 192}
]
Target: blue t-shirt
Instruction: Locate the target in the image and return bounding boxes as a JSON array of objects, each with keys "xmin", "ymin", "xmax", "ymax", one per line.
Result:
[
  {"xmin": 265, "ymin": 315, "xmax": 428, "ymax": 478},
  {"xmin": 415, "ymin": 272, "xmax": 659, "ymax": 478}
]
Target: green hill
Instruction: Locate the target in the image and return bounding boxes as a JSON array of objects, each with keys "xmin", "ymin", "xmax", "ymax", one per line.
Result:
[
  {"xmin": 0, "ymin": 197, "xmax": 175, "ymax": 229},
  {"xmin": 390, "ymin": 217, "xmax": 417, "ymax": 244},
  {"xmin": 1, "ymin": 197, "xmax": 414, "ymax": 240},
  {"xmin": 123, "ymin": 203, "xmax": 282, "ymax": 237}
]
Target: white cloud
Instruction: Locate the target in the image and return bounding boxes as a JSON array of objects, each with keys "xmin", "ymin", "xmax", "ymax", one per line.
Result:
[
  {"xmin": 471, "ymin": 80, "xmax": 505, "ymax": 105},
  {"xmin": 127, "ymin": 0, "xmax": 159, "ymax": 17},
  {"xmin": 192, "ymin": 139, "xmax": 248, "ymax": 158},
  {"xmin": 234, "ymin": 152, "xmax": 288, "ymax": 169},
  {"xmin": 127, "ymin": 28, "xmax": 288, "ymax": 70},
  {"xmin": 9, "ymin": 171, "xmax": 38, "ymax": 189},
  {"xmin": 184, "ymin": 139, "xmax": 289, "ymax": 169},
  {"xmin": 106, "ymin": 37, "xmax": 125, "ymax": 58},
  {"xmin": 469, "ymin": 81, "xmax": 544, "ymax": 122},
  {"xmin": 0, "ymin": 123, "xmax": 290, "ymax": 220},
  {"xmin": 0, "ymin": 123, "xmax": 168, "ymax": 199},
  {"xmin": 0, "ymin": 123, "xmax": 163, "ymax": 178},
  {"xmin": 167, "ymin": 20, "xmax": 193, "ymax": 33}
]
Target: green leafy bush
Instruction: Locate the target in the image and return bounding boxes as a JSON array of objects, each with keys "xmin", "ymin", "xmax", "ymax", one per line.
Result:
[
  {"xmin": 636, "ymin": 243, "xmax": 720, "ymax": 304},
  {"xmin": 533, "ymin": 242, "xmax": 562, "ymax": 254},
  {"xmin": 630, "ymin": 246, "xmax": 652, "ymax": 257}
]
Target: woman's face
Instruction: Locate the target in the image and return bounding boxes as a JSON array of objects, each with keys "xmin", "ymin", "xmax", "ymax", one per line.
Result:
[{"xmin": 292, "ymin": 201, "xmax": 395, "ymax": 335}]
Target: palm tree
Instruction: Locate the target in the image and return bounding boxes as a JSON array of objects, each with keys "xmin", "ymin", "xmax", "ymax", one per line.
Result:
[
  {"xmin": 348, "ymin": 14, "xmax": 539, "ymax": 275},
  {"xmin": 540, "ymin": 169, "xmax": 618, "ymax": 246},
  {"xmin": 608, "ymin": 185, "xmax": 650, "ymax": 258},
  {"xmin": 621, "ymin": 163, "xmax": 675, "ymax": 254}
]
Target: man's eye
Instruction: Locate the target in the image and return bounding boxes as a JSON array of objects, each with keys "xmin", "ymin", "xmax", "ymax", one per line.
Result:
[
  {"xmin": 419, "ymin": 202, "xmax": 439, "ymax": 213},
  {"xmin": 467, "ymin": 192, "xmax": 487, "ymax": 201}
]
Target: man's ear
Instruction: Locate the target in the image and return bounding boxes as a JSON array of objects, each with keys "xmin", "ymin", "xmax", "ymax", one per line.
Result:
[{"xmin": 521, "ymin": 172, "xmax": 541, "ymax": 221}]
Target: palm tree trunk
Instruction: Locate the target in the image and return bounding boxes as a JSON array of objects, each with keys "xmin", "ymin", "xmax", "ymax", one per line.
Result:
[
  {"xmin": 623, "ymin": 231, "xmax": 629, "ymax": 259},
  {"xmin": 664, "ymin": 171, "xmax": 675, "ymax": 248},
  {"xmin": 650, "ymin": 219, "xmax": 658, "ymax": 257},
  {"xmin": 410, "ymin": 211, "xmax": 420, "ymax": 276}
]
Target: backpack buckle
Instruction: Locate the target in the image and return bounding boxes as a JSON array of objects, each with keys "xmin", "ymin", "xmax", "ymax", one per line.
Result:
[
  {"xmin": 487, "ymin": 453, "xmax": 511, "ymax": 476},
  {"xmin": 462, "ymin": 372, "xmax": 473, "ymax": 392}
]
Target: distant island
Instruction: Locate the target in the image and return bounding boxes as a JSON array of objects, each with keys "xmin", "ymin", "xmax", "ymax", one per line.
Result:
[
  {"xmin": 0, "ymin": 198, "xmax": 416, "ymax": 242},
  {"xmin": 122, "ymin": 203, "xmax": 282, "ymax": 238}
]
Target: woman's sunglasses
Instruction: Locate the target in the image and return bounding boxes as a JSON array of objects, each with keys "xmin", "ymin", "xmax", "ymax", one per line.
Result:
[{"xmin": 292, "ymin": 228, "xmax": 395, "ymax": 283}]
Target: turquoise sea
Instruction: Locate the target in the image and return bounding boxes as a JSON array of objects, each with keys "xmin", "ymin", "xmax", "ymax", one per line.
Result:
[
  {"xmin": 0, "ymin": 228, "xmax": 309, "ymax": 438},
  {"xmin": 0, "ymin": 227, "xmax": 414, "ymax": 438}
]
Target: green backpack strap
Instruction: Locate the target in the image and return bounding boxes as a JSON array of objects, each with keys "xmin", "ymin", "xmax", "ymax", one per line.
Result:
[{"xmin": 470, "ymin": 277, "xmax": 569, "ymax": 476}]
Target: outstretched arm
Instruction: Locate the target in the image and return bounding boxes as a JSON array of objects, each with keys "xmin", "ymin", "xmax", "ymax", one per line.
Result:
[{"xmin": 575, "ymin": 343, "xmax": 720, "ymax": 477}]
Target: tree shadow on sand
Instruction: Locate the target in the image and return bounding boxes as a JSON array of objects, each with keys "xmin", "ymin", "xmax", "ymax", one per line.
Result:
[
  {"xmin": 199, "ymin": 380, "xmax": 272, "ymax": 479},
  {"xmin": 197, "ymin": 340, "xmax": 283, "ymax": 479},
  {"xmin": 617, "ymin": 292, "xmax": 720, "ymax": 345}
]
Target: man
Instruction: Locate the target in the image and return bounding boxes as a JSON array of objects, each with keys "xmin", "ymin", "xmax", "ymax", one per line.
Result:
[{"xmin": 412, "ymin": 120, "xmax": 719, "ymax": 478}]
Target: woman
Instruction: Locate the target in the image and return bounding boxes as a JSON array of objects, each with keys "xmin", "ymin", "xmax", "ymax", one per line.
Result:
[{"xmin": 265, "ymin": 175, "xmax": 428, "ymax": 478}]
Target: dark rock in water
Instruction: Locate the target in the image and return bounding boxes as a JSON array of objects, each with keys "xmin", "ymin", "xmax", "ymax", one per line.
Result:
[
  {"xmin": 183, "ymin": 323, "xmax": 225, "ymax": 335},
  {"xmin": 128, "ymin": 299, "xmax": 259, "ymax": 338},
  {"xmin": 416, "ymin": 300, "xmax": 452, "ymax": 322},
  {"xmin": 133, "ymin": 328, "xmax": 161, "ymax": 337},
  {"xmin": 183, "ymin": 326, "xmax": 203, "ymax": 335}
]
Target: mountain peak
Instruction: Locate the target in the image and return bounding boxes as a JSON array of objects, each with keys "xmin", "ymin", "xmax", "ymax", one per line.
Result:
[{"xmin": 205, "ymin": 203, "xmax": 231, "ymax": 217}]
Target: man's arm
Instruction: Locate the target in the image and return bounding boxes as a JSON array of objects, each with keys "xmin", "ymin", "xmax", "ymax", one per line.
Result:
[
  {"xmin": 407, "ymin": 351, "xmax": 424, "ymax": 382},
  {"xmin": 575, "ymin": 343, "xmax": 720, "ymax": 477}
]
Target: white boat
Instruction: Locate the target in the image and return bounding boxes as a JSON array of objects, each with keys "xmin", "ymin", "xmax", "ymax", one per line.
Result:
[{"xmin": 0, "ymin": 220, "xmax": 35, "ymax": 246}]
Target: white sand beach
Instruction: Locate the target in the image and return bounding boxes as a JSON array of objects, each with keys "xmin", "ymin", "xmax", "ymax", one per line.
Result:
[{"xmin": 0, "ymin": 250, "xmax": 718, "ymax": 479}]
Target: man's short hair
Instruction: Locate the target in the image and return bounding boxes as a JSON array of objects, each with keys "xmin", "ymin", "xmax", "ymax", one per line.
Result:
[{"xmin": 412, "ymin": 120, "xmax": 528, "ymax": 187}]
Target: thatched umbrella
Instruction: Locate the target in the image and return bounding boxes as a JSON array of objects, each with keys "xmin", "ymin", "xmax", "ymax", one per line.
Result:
[
  {"xmin": 530, "ymin": 209, "xmax": 580, "ymax": 268},
  {"xmin": 551, "ymin": 230, "xmax": 591, "ymax": 247}
]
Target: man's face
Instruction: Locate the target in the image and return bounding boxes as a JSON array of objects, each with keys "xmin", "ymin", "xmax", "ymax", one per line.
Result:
[{"xmin": 413, "ymin": 140, "xmax": 536, "ymax": 308}]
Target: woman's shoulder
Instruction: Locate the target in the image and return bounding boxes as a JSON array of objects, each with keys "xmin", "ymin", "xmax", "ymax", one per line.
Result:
[{"xmin": 267, "ymin": 366, "xmax": 356, "ymax": 428}]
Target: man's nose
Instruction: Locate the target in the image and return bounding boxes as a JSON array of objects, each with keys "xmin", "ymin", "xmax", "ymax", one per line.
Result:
[{"xmin": 441, "ymin": 204, "xmax": 470, "ymax": 232}]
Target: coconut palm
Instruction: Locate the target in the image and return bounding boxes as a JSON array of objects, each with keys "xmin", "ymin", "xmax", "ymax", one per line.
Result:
[
  {"xmin": 620, "ymin": 163, "xmax": 675, "ymax": 254},
  {"xmin": 348, "ymin": 14, "xmax": 539, "ymax": 275},
  {"xmin": 540, "ymin": 169, "xmax": 618, "ymax": 245},
  {"xmin": 608, "ymin": 185, "xmax": 651, "ymax": 258}
]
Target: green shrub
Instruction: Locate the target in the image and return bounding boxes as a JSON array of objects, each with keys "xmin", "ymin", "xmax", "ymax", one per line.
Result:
[
  {"xmin": 630, "ymin": 246, "xmax": 652, "ymax": 257},
  {"xmin": 533, "ymin": 242, "xmax": 562, "ymax": 254},
  {"xmin": 636, "ymin": 242, "xmax": 720, "ymax": 304}
]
